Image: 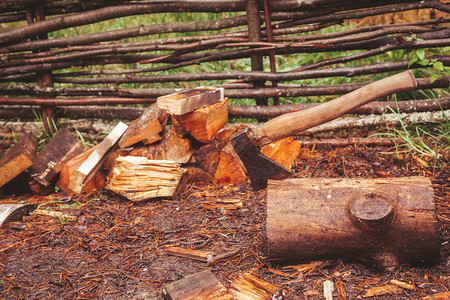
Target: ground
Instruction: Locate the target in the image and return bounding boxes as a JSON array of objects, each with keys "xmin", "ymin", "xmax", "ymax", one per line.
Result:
[{"xmin": 0, "ymin": 144, "xmax": 448, "ymax": 299}]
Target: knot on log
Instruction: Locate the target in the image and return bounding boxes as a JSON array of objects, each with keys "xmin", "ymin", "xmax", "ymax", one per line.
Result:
[{"xmin": 348, "ymin": 192, "xmax": 395, "ymax": 232}]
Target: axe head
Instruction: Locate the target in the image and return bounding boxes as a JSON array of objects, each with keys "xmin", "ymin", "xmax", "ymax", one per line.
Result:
[{"xmin": 230, "ymin": 128, "xmax": 292, "ymax": 190}]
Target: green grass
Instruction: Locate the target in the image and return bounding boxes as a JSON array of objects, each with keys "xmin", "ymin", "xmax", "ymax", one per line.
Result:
[{"xmin": 372, "ymin": 106, "xmax": 449, "ymax": 163}]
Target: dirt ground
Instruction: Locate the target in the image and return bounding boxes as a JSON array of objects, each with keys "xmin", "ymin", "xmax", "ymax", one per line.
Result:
[{"xmin": 0, "ymin": 144, "xmax": 448, "ymax": 299}]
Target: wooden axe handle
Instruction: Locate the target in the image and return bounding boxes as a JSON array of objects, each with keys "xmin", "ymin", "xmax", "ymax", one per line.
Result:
[{"xmin": 255, "ymin": 70, "xmax": 417, "ymax": 145}]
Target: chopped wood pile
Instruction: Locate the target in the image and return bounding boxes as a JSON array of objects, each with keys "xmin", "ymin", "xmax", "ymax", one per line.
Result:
[{"xmin": 1, "ymin": 86, "xmax": 298, "ymax": 202}]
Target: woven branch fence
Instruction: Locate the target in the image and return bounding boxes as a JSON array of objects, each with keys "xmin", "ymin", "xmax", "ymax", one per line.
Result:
[{"xmin": 0, "ymin": 0, "xmax": 449, "ymax": 137}]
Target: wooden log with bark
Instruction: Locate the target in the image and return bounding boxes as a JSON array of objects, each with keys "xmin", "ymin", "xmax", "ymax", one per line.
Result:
[
  {"xmin": 106, "ymin": 156, "xmax": 188, "ymax": 201},
  {"xmin": 27, "ymin": 129, "xmax": 84, "ymax": 194},
  {"xmin": 0, "ymin": 133, "xmax": 37, "ymax": 188},
  {"xmin": 266, "ymin": 177, "xmax": 440, "ymax": 270}
]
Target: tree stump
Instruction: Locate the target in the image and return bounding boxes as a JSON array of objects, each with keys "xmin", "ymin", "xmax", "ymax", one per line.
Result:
[{"xmin": 266, "ymin": 177, "xmax": 439, "ymax": 270}]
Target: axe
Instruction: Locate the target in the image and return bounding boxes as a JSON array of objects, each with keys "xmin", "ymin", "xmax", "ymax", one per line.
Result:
[{"xmin": 230, "ymin": 70, "xmax": 417, "ymax": 190}]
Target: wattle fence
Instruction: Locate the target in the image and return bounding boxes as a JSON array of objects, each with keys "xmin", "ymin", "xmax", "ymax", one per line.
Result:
[{"xmin": 0, "ymin": 0, "xmax": 449, "ymax": 138}]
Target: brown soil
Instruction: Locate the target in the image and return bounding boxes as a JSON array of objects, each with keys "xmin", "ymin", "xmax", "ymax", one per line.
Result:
[{"xmin": 0, "ymin": 145, "xmax": 448, "ymax": 299}]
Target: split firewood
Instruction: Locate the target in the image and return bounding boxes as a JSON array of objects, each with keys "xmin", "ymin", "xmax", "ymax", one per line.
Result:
[
  {"xmin": 229, "ymin": 273, "xmax": 283, "ymax": 300},
  {"xmin": 118, "ymin": 104, "xmax": 168, "ymax": 148},
  {"xmin": 213, "ymin": 143, "xmax": 247, "ymax": 185},
  {"xmin": 172, "ymin": 97, "xmax": 229, "ymax": 143},
  {"xmin": 157, "ymin": 86, "xmax": 224, "ymax": 115},
  {"xmin": 162, "ymin": 269, "xmax": 233, "ymax": 300},
  {"xmin": 185, "ymin": 167, "xmax": 214, "ymax": 184},
  {"xmin": 194, "ymin": 124, "xmax": 247, "ymax": 176},
  {"xmin": 261, "ymin": 136, "xmax": 301, "ymax": 170},
  {"xmin": 0, "ymin": 203, "xmax": 36, "ymax": 226},
  {"xmin": 130, "ymin": 125, "xmax": 196, "ymax": 164},
  {"xmin": 28, "ymin": 129, "xmax": 84, "ymax": 195},
  {"xmin": 106, "ymin": 156, "xmax": 187, "ymax": 201},
  {"xmin": 68, "ymin": 122, "xmax": 128, "ymax": 194},
  {"xmin": 165, "ymin": 246, "xmax": 214, "ymax": 262},
  {"xmin": 0, "ymin": 133, "xmax": 37, "ymax": 188},
  {"xmin": 57, "ymin": 144, "xmax": 107, "ymax": 194}
]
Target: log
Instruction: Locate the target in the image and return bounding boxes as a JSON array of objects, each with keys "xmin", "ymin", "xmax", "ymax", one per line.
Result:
[
  {"xmin": 156, "ymin": 86, "xmax": 224, "ymax": 115},
  {"xmin": 118, "ymin": 104, "xmax": 168, "ymax": 148},
  {"xmin": 57, "ymin": 145, "xmax": 106, "ymax": 194},
  {"xmin": 0, "ymin": 133, "xmax": 37, "ymax": 188},
  {"xmin": 261, "ymin": 136, "xmax": 301, "ymax": 171},
  {"xmin": 229, "ymin": 273, "xmax": 283, "ymax": 300},
  {"xmin": 28, "ymin": 129, "xmax": 84, "ymax": 195},
  {"xmin": 68, "ymin": 122, "xmax": 128, "ymax": 194},
  {"xmin": 173, "ymin": 97, "xmax": 229, "ymax": 143},
  {"xmin": 106, "ymin": 156, "xmax": 187, "ymax": 201},
  {"xmin": 129, "ymin": 125, "xmax": 196, "ymax": 164},
  {"xmin": 266, "ymin": 177, "xmax": 439, "ymax": 270},
  {"xmin": 162, "ymin": 270, "xmax": 233, "ymax": 300}
]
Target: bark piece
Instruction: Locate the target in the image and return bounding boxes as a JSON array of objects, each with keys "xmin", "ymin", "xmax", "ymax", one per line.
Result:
[
  {"xmin": 119, "ymin": 104, "xmax": 168, "ymax": 148},
  {"xmin": 28, "ymin": 129, "xmax": 84, "ymax": 195},
  {"xmin": 130, "ymin": 125, "xmax": 195, "ymax": 164},
  {"xmin": 266, "ymin": 177, "xmax": 439, "ymax": 269},
  {"xmin": 261, "ymin": 136, "xmax": 301, "ymax": 171},
  {"xmin": 157, "ymin": 86, "xmax": 224, "ymax": 115},
  {"xmin": 57, "ymin": 145, "xmax": 106, "ymax": 194},
  {"xmin": 0, "ymin": 203, "xmax": 36, "ymax": 226},
  {"xmin": 162, "ymin": 269, "xmax": 233, "ymax": 300},
  {"xmin": 229, "ymin": 273, "xmax": 283, "ymax": 300},
  {"xmin": 165, "ymin": 246, "xmax": 214, "ymax": 262},
  {"xmin": 173, "ymin": 97, "xmax": 229, "ymax": 143},
  {"xmin": 69, "ymin": 122, "xmax": 128, "ymax": 194},
  {"xmin": 0, "ymin": 133, "xmax": 37, "ymax": 188},
  {"xmin": 106, "ymin": 156, "xmax": 187, "ymax": 201}
]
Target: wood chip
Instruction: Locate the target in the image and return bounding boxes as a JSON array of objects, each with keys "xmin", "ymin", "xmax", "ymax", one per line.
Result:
[
  {"xmin": 363, "ymin": 284, "xmax": 403, "ymax": 297},
  {"xmin": 165, "ymin": 246, "xmax": 213, "ymax": 262},
  {"xmin": 390, "ymin": 279, "xmax": 415, "ymax": 290},
  {"xmin": 422, "ymin": 291, "xmax": 450, "ymax": 300},
  {"xmin": 229, "ymin": 273, "xmax": 283, "ymax": 300},
  {"xmin": 323, "ymin": 280, "xmax": 334, "ymax": 300}
]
